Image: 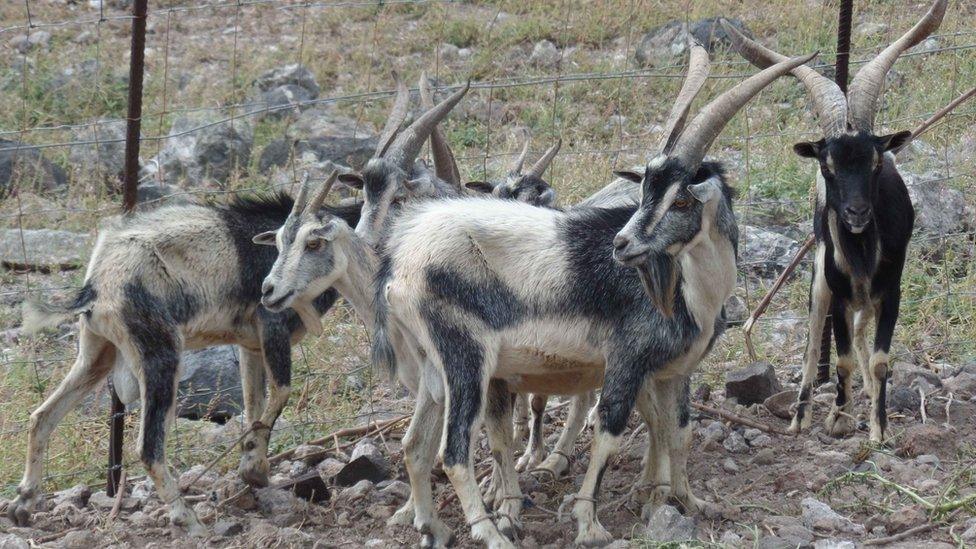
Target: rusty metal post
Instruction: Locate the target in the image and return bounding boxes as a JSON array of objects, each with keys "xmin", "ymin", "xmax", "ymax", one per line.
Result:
[
  {"xmin": 108, "ymin": 0, "xmax": 149, "ymax": 498},
  {"xmin": 816, "ymin": 0, "xmax": 854, "ymax": 385}
]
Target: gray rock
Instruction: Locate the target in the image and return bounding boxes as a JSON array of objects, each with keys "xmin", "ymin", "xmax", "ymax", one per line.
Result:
[
  {"xmin": 0, "ymin": 534, "xmax": 28, "ymax": 549},
  {"xmin": 317, "ymin": 457, "xmax": 346, "ymax": 479},
  {"xmin": 439, "ymin": 43, "xmax": 460, "ymax": 61},
  {"xmin": 377, "ymin": 480, "xmax": 411, "ymax": 502},
  {"xmin": 337, "ymin": 479, "xmax": 374, "ymax": 503},
  {"xmin": 813, "ymin": 541, "xmax": 856, "ymax": 549},
  {"xmin": 69, "ymin": 118, "xmax": 128, "ymax": 181},
  {"xmin": 135, "ymin": 183, "xmax": 190, "ymax": 210},
  {"xmin": 740, "ymin": 225, "xmax": 801, "ymax": 280},
  {"xmin": 259, "ymin": 136, "xmax": 376, "ymax": 174},
  {"xmin": 961, "ymin": 517, "xmax": 976, "ymax": 541},
  {"xmin": 253, "ymin": 64, "xmax": 320, "ymax": 98},
  {"xmin": 176, "ymin": 345, "xmax": 243, "ymax": 421},
  {"xmin": 9, "ymin": 31, "xmax": 50, "ymax": 54},
  {"xmin": 88, "ymin": 490, "xmax": 139, "ymax": 512},
  {"xmin": 801, "ymin": 497, "xmax": 865, "ymax": 535},
  {"xmin": 725, "ymin": 362, "xmax": 784, "ymax": 405},
  {"xmin": 292, "ymin": 444, "xmax": 327, "ymax": 466},
  {"xmin": 280, "ymin": 471, "xmax": 330, "ymax": 503},
  {"xmin": 180, "ymin": 464, "xmax": 218, "ymax": 490},
  {"xmin": 721, "ymin": 457, "xmax": 739, "ymax": 473},
  {"xmin": 249, "ymin": 65, "xmax": 320, "ymax": 121},
  {"xmin": 699, "ymin": 420, "xmax": 727, "ymax": 443},
  {"xmin": 335, "ymin": 440, "xmax": 390, "ymax": 486},
  {"xmin": 529, "ymin": 40, "xmax": 561, "ymax": 68},
  {"xmin": 946, "ymin": 372, "xmax": 976, "ymax": 398},
  {"xmin": 52, "ymin": 484, "xmax": 92, "ymax": 508},
  {"xmin": 724, "ymin": 295, "xmax": 748, "ymax": 326},
  {"xmin": 644, "ymin": 504, "xmax": 697, "ymax": 542},
  {"xmin": 749, "ymin": 433, "xmax": 772, "ymax": 448},
  {"xmin": 0, "ymin": 229, "xmax": 89, "ymax": 270},
  {"xmin": 723, "ymin": 431, "xmax": 749, "ymax": 454},
  {"xmin": 60, "ymin": 530, "xmax": 98, "ymax": 549},
  {"xmin": 635, "ymin": 18, "xmax": 752, "ymax": 68},
  {"xmin": 764, "ymin": 390, "xmax": 798, "ymax": 419},
  {"xmin": 143, "ymin": 114, "xmax": 252, "ymax": 186},
  {"xmin": 213, "ymin": 520, "xmax": 244, "ymax": 537},
  {"xmin": 904, "ymin": 172, "xmax": 975, "ymax": 254},
  {"xmin": 753, "ymin": 448, "xmax": 776, "ymax": 465},
  {"xmin": 892, "ymin": 363, "xmax": 942, "ymax": 391},
  {"xmin": 255, "ymin": 487, "xmax": 303, "ymax": 516},
  {"xmin": 887, "ymin": 386, "xmax": 921, "ymax": 412},
  {"xmin": 0, "ymin": 139, "xmax": 69, "ymax": 197}
]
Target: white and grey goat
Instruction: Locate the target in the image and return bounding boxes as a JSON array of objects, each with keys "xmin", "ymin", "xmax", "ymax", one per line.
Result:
[
  {"xmin": 371, "ymin": 48, "xmax": 815, "ymax": 548},
  {"xmin": 723, "ymin": 0, "xmax": 945, "ymax": 442}
]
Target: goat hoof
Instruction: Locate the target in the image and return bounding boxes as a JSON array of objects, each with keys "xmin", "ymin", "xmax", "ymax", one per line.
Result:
[
  {"xmin": 534, "ymin": 453, "xmax": 570, "ymax": 478},
  {"xmin": 8, "ymin": 496, "xmax": 35, "ymax": 526},
  {"xmin": 387, "ymin": 504, "xmax": 415, "ymax": 527},
  {"xmin": 825, "ymin": 410, "xmax": 856, "ymax": 437},
  {"xmin": 239, "ymin": 463, "xmax": 270, "ymax": 488},
  {"xmin": 574, "ymin": 523, "xmax": 613, "ymax": 547}
]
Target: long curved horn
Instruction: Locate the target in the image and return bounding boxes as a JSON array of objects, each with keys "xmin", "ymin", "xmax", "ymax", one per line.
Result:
[
  {"xmin": 375, "ymin": 72, "xmax": 411, "ymax": 159},
  {"xmin": 509, "ymin": 137, "xmax": 531, "ymax": 175},
  {"xmin": 419, "ymin": 71, "xmax": 461, "ymax": 187},
  {"xmin": 384, "ymin": 81, "xmax": 470, "ymax": 170},
  {"xmin": 722, "ymin": 19, "xmax": 848, "ymax": 138},
  {"xmin": 526, "ymin": 138, "xmax": 562, "ymax": 179},
  {"xmin": 291, "ymin": 171, "xmax": 312, "ymax": 214},
  {"xmin": 847, "ymin": 0, "xmax": 948, "ymax": 132},
  {"xmin": 657, "ymin": 28, "xmax": 711, "ymax": 156},
  {"xmin": 304, "ymin": 170, "xmax": 339, "ymax": 214},
  {"xmin": 671, "ymin": 52, "xmax": 819, "ymax": 173}
]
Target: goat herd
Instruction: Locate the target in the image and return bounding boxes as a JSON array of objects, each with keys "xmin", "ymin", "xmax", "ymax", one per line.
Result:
[{"xmin": 8, "ymin": 2, "xmax": 960, "ymax": 547}]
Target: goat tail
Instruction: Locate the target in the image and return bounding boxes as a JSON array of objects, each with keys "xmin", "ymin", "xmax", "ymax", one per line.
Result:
[
  {"xmin": 21, "ymin": 283, "xmax": 97, "ymax": 334},
  {"xmin": 371, "ymin": 256, "xmax": 398, "ymax": 382},
  {"xmin": 370, "ymin": 323, "xmax": 398, "ymax": 383}
]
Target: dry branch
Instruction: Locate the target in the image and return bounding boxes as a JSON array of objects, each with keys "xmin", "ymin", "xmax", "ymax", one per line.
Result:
[
  {"xmin": 691, "ymin": 402, "xmax": 791, "ymax": 436},
  {"xmin": 863, "ymin": 522, "xmax": 937, "ymax": 545},
  {"xmin": 269, "ymin": 414, "xmax": 409, "ymax": 465}
]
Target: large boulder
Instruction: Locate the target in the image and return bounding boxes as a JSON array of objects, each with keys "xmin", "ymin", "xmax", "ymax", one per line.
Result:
[
  {"xmin": 739, "ymin": 225, "xmax": 801, "ymax": 281},
  {"xmin": 258, "ymin": 107, "xmax": 377, "ymax": 175},
  {"xmin": 644, "ymin": 504, "xmax": 698, "ymax": 542},
  {"xmin": 635, "ymin": 17, "xmax": 752, "ymax": 67},
  {"xmin": 249, "ymin": 65, "xmax": 321, "ymax": 120},
  {"xmin": 903, "ymin": 170, "xmax": 975, "ymax": 258},
  {"xmin": 69, "ymin": 118, "xmax": 128, "ymax": 183},
  {"xmin": 0, "ymin": 229, "xmax": 89, "ymax": 270},
  {"xmin": 725, "ymin": 362, "xmax": 783, "ymax": 405},
  {"xmin": 143, "ymin": 114, "xmax": 253, "ymax": 186},
  {"xmin": 0, "ymin": 139, "xmax": 68, "ymax": 197}
]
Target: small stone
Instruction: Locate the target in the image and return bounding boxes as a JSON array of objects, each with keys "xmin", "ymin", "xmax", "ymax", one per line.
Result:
[
  {"xmin": 335, "ymin": 440, "xmax": 390, "ymax": 486},
  {"xmin": 438, "ymin": 43, "xmax": 460, "ymax": 60},
  {"xmin": 336, "ymin": 511, "xmax": 351, "ymax": 527},
  {"xmin": 377, "ymin": 480, "xmax": 411, "ymax": 502},
  {"xmin": 961, "ymin": 518, "xmax": 976, "ymax": 541},
  {"xmin": 51, "ymin": 502, "xmax": 86, "ymax": 527},
  {"xmin": 529, "ymin": 40, "xmax": 560, "ymax": 68},
  {"xmin": 723, "ymin": 431, "xmax": 749, "ymax": 454},
  {"xmin": 915, "ymin": 454, "xmax": 940, "ymax": 469},
  {"xmin": 887, "ymin": 386, "xmax": 921, "ymax": 412},
  {"xmin": 813, "ymin": 541, "xmax": 856, "ymax": 549},
  {"xmin": 87, "ymin": 490, "xmax": 139, "ymax": 512},
  {"xmin": 0, "ymin": 229, "xmax": 89, "ymax": 270},
  {"xmin": 255, "ymin": 487, "xmax": 302, "ymax": 517},
  {"xmin": 292, "ymin": 444, "xmax": 327, "ymax": 466},
  {"xmin": 743, "ymin": 428, "xmax": 762, "ymax": 441},
  {"xmin": 719, "ymin": 530, "xmax": 742, "ymax": 546},
  {"xmin": 213, "ymin": 520, "xmax": 244, "ymax": 537},
  {"xmin": 752, "ymin": 448, "xmax": 777, "ymax": 465},
  {"xmin": 282, "ymin": 471, "xmax": 330, "ymax": 503},
  {"xmin": 317, "ymin": 457, "xmax": 346, "ymax": 479},
  {"xmin": 180, "ymin": 464, "xmax": 218, "ymax": 490},
  {"xmin": 722, "ymin": 457, "xmax": 739, "ymax": 473},
  {"xmin": 885, "ymin": 505, "xmax": 927, "ymax": 534},
  {"xmin": 644, "ymin": 504, "xmax": 697, "ymax": 542},
  {"xmin": 898, "ymin": 424, "xmax": 950, "ymax": 458},
  {"xmin": 366, "ymin": 503, "xmax": 394, "ymax": 520},
  {"xmin": 764, "ymin": 390, "xmax": 798, "ymax": 419},
  {"xmin": 725, "ymin": 362, "xmax": 784, "ymax": 405},
  {"xmin": 337, "ymin": 479, "xmax": 374, "ymax": 504},
  {"xmin": 801, "ymin": 497, "xmax": 865, "ymax": 535},
  {"xmin": 699, "ymin": 421, "xmax": 727, "ymax": 443},
  {"xmin": 61, "ymin": 529, "xmax": 98, "ymax": 549},
  {"xmin": 0, "ymin": 534, "xmax": 28, "ymax": 549},
  {"xmin": 52, "ymin": 484, "xmax": 91, "ymax": 508},
  {"xmin": 749, "ymin": 433, "xmax": 772, "ymax": 448}
]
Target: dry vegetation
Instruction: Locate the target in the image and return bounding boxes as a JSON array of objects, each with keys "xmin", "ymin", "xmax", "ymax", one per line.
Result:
[{"xmin": 1, "ymin": 0, "xmax": 975, "ymax": 547}]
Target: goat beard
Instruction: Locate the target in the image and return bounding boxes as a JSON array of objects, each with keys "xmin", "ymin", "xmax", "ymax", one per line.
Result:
[
  {"xmin": 292, "ymin": 300, "xmax": 323, "ymax": 336},
  {"xmin": 635, "ymin": 254, "xmax": 679, "ymax": 318}
]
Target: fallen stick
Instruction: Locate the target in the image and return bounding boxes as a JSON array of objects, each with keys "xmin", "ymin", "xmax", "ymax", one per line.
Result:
[
  {"xmin": 894, "ymin": 86, "xmax": 976, "ymax": 154},
  {"xmin": 109, "ymin": 469, "xmax": 128, "ymax": 520},
  {"xmin": 863, "ymin": 522, "xmax": 937, "ymax": 546},
  {"xmin": 742, "ymin": 236, "xmax": 815, "ymax": 361},
  {"xmin": 691, "ymin": 402, "xmax": 791, "ymax": 437},
  {"xmin": 30, "ymin": 527, "xmax": 85, "ymax": 545},
  {"xmin": 269, "ymin": 414, "xmax": 410, "ymax": 465}
]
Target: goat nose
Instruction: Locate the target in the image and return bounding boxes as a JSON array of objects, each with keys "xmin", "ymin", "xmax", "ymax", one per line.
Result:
[
  {"xmin": 845, "ymin": 205, "xmax": 870, "ymax": 217},
  {"xmin": 613, "ymin": 234, "xmax": 630, "ymax": 251},
  {"xmin": 262, "ymin": 281, "xmax": 274, "ymax": 298}
]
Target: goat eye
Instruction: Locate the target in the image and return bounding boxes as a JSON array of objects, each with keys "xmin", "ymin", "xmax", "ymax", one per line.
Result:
[
  {"xmin": 672, "ymin": 198, "xmax": 691, "ymax": 209},
  {"xmin": 305, "ymin": 240, "xmax": 321, "ymax": 251}
]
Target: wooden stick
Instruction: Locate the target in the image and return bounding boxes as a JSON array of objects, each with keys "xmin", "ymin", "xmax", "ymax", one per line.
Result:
[
  {"xmin": 691, "ymin": 402, "xmax": 791, "ymax": 437},
  {"xmin": 108, "ymin": 469, "xmax": 128, "ymax": 520},
  {"xmin": 743, "ymin": 236, "xmax": 815, "ymax": 361},
  {"xmin": 268, "ymin": 414, "xmax": 410, "ymax": 465},
  {"xmin": 863, "ymin": 522, "xmax": 937, "ymax": 546},
  {"xmin": 894, "ymin": 86, "xmax": 976, "ymax": 154}
]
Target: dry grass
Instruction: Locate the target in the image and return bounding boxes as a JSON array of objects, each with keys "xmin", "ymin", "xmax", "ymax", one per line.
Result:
[{"xmin": 1, "ymin": 0, "xmax": 974, "ymax": 498}]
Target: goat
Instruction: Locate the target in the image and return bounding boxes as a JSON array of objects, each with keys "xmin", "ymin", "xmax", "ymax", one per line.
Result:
[
  {"xmin": 371, "ymin": 49, "xmax": 814, "ymax": 547},
  {"xmin": 723, "ymin": 0, "xmax": 945, "ymax": 442},
  {"xmin": 464, "ymin": 138, "xmax": 561, "ymax": 208},
  {"xmin": 8, "ymin": 190, "xmax": 360, "ymax": 534}
]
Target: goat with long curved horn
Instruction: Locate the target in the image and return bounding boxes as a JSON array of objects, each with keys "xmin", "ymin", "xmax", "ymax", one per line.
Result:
[
  {"xmin": 722, "ymin": 19, "xmax": 848, "ymax": 137},
  {"xmin": 509, "ymin": 138, "xmax": 531, "ymax": 176},
  {"xmin": 375, "ymin": 72, "xmax": 412, "ymax": 159},
  {"xmin": 847, "ymin": 0, "xmax": 947, "ymax": 131},
  {"xmin": 304, "ymin": 170, "xmax": 339, "ymax": 215},
  {"xmin": 290, "ymin": 171, "xmax": 313, "ymax": 215},
  {"xmin": 419, "ymin": 71, "xmax": 461, "ymax": 188},
  {"xmin": 383, "ymin": 81, "xmax": 470, "ymax": 170},
  {"xmin": 657, "ymin": 27, "xmax": 711, "ymax": 156},
  {"xmin": 525, "ymin": 138, "xmax": 562, "ymax": 179},
  {"xmin": 670, "ymin": 52, "xmax": 817, "ymax": 172}
]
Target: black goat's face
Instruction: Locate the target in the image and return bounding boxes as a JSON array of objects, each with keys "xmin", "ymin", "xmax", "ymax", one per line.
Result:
[
  {"xmin": 254, "ymin": 212, "xmax": 348, "ymax": 314},
  {"xmin": 465, "ymin": 174, "xmax": 557, "ymax": 208},
  {"xmin": 339, "ymin": 158, "xmax": 439, "ymax": 246},
  {"xmin": 794, "ymin": 130, "xmax": 911, "ymax": 234}
]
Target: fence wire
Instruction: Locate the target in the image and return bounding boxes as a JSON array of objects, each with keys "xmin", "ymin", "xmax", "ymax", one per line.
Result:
[{"xmin": 1, "ymin": 0, "xmax": 974, "ymax": 495}]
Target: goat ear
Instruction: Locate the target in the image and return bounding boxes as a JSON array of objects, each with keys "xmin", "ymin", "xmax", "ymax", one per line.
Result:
[
  {"xmin": 538, "ymin": 188, "xmax": 557, "ymax": 207},
  {"xmin": 613, "ymin": 170, "xmax": 644, "ymax": 184},
  {"xmin": 878, "ymin": 130, "xmax": 912, "ymax": 152},
  {"xmin": 464, "ymin": 181, "xmax": 495, "ymax": 194},
  {"xmin": 337, "ymin": 173, "xmax": 365, "ymax": 191},
  {"xmin": 252, "ymin": 231, "xmax": 277, "ymax": 246},
  {"xmin": 687, "ymin": 177, "xmax": 722, "ymax": 204},
  {"xmin": 311, "ymin": 221, "xmax": 339, "ymax": 242},
  {"xmin": 793, "ymin": 140, "xmax": 823, "ymax": 158}
]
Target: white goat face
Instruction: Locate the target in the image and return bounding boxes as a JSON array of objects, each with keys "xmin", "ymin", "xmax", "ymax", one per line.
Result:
[{"xmin": 254, "ymin": 213, "xmax": 348, "ymax": 313}]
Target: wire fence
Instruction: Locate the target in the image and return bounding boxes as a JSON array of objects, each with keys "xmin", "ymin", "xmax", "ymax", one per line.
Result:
[{"xmin": 1, "ymin": 0, "xmax": 974, "ymax": 495}]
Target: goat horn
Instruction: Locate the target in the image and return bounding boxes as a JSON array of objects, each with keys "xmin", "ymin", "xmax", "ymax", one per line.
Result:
[
  {"xmin": 526, "ymin": 138, "xmax": 562, "ymax": 179},
  {"xmin": 722, "ymin": 18, "xmax": 847, "ymax": 138},
  {"xmin": 509, "ymin": 137, "xmax": 531, "ymax": 175},
  {"xmin": 657, "ymin": 27, "xmax": 711, "ymax": 156},
  {"xmin": 419, "ymin": 71, "xmax": 462, "ymax": 188},
  {"xmin": 304, "ymin": 170, "xmax": 339, "ymax": 214},
  {"xmin": 847, "ymin": 0, "xmax": 947, "ymax": 132},
  {"xmin": 384, "ymin": 80, "xmax": 470, "ymax": 170},
  {"xmin": 671, "ymin": 52, "xmax": 819, "ymax": 174},
  {"xmin": 291, "ymin": 171, "xmax": 313, "ymax": 214},
  {"xmin": 375, "ymin": 71, "xmax": 412, "ymax": 159}
]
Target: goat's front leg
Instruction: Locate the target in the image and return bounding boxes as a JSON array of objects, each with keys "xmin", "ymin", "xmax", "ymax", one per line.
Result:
[
  {"xmin": 663, "ymin": 377, "xmax": 711, "ymax": 515},
  {"xmin": 514, "ymin": 394, "xmax": 546, "ymax": 472},
  {"xmin": 484, "ymin": 380, "xmax": 523, "ymax": 539},
  {"xmin": 439, "ymin": 339, "xmax": 514, "ymax": 549},
  {"xmin": 825, "ymin": 299, "xmax": 857, "ymax": 437},
  {"xmin": 9, "ymin": 327, "xmax": 115, "ymax": 526},
  {"xmin": 237, "ymin": 347, "xmax": 269, "ymax": 486},
  {"xmin": 240, "ymin": 322, "xmax": 292, "ymax": 488},
  {"xmin": 574, "ymin": 360, "xmax": 643, "ymax": 546},
  {"xmin": 534, "ymin": 391, "xmax": 593, "ymax": 478},
  {"xmin": 868, "ymin": 287, "xmax": 901, "ymax": 443},
  {"xmin": 791, "ymin": 245, "xmax": 831, "ymax": 434}
]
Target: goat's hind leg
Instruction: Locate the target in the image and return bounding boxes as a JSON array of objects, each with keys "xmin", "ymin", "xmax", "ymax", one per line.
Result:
[
  {"xmin": 237, "ymin": 347, "xmax": 269, "ymax": 486},
  {"xmin": 514, "ymin": 393, "xmax": 546, "ymax": 472},
  {"xmin": 534, "ymin": 391, "xmax": 592, "ymax": 478},
  {"xmin": 9, "ymin": 324, "xmax": 115, "ymax": 526},
  {"xmin": 484, "ymin": 380, "xmax": 523, "ymax": 540},
  {"xmin": 825, "ymin": 300, "xmax": 857, "ymax": 437}
]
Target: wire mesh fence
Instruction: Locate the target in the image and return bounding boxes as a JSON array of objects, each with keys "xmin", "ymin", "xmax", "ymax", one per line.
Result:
[{"xmin": 1, "ymin": 0, "xmax": 974, "ymax": 496}]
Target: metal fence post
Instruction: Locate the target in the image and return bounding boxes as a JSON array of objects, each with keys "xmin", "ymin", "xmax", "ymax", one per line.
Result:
[{"xmin": 108, "ymin": 0, "xmax": 149, "ymax": 498}]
